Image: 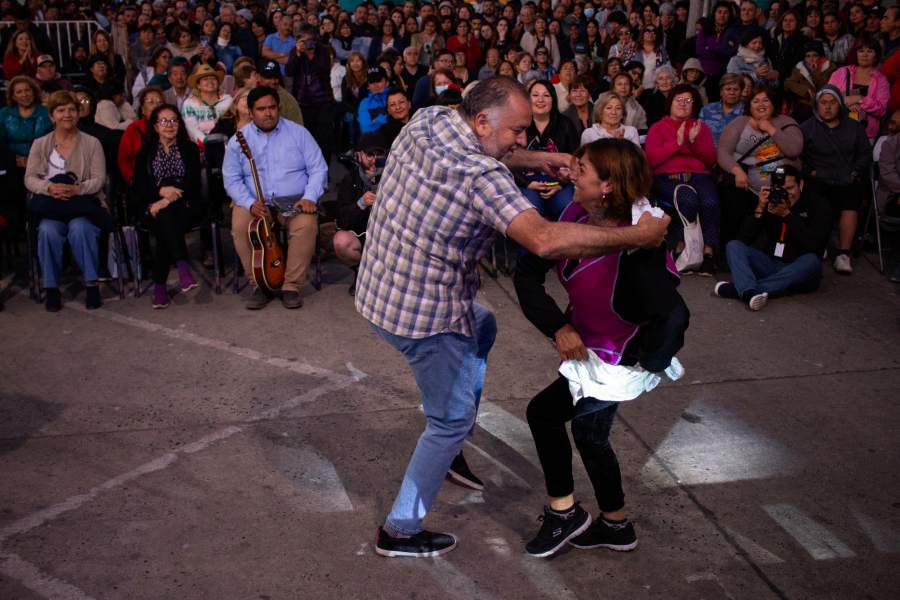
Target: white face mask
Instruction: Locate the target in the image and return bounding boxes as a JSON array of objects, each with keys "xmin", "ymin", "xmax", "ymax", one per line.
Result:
[
  {"xmin": 217, "ymin": 37, "xmax": 229, "ymax": 47},
  {"xmin": 435, "ymin": 84, "xmax": 449, "ymax": 95},
  {"xmin": 584, "ymin": 8, "xmax": 595, "ymax": 18}
]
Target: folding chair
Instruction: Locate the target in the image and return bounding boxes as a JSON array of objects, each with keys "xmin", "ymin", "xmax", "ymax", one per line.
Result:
[{"xmin": 863, "ymin": 136, "xmax": 900, "ymax": 273}]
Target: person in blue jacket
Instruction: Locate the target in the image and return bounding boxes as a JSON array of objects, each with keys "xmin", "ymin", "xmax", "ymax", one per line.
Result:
[{"xmin": 358, "ymin": 66, "xmax": 390, "ymax": 135}]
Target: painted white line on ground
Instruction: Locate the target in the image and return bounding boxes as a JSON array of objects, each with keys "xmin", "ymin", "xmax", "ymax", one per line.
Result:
[
  {"xmin": 464, "ymin": 440, "xmax": 532, "ymax": 489},
  {"xmin": 722, "ymin": 527, "xmax": 785, "ymax": 564},
  {"xmin": 270, "ymin": 444, "xmax": 355, "ymax": 512},
  {"xmin": 517, "ymin": 555, "xmax": 579, "ymax": 600},
  {"xmin": 0, "ymin": 552, "xmax": 97, "ymax": 600},
  {"xmin": 853, "ymin": 510, "xmax": 900, "ymax": 553},
  {"xmin": 763, "ymin": 504, "xmax": 856, "ymax": 560},
  {"xmin": 476, "ymin": 400, "xmax": 541, "ymax": 469},
  {"xmin": 66, "ymin": 301, "xmax": 350, "ymax": 382},
  {"xmin": 640, "ymin": 399, "xmax": 800, "ymax": 487}
]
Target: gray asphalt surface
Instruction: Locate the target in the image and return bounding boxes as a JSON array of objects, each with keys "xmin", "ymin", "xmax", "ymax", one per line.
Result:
[{"xmin": 1, "ymin": 252, "xmax": 898, "ymax": 600}]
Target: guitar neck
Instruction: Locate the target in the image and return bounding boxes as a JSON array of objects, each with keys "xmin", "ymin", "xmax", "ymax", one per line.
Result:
[{"xmin": 247, "ymin": 156, "xmax": 266, "ymax": 207}]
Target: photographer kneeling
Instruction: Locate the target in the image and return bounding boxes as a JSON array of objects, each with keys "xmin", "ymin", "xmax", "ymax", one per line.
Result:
[{"xmin": 715, "ymin": 166, "xmax": 831, "ymax": 311}]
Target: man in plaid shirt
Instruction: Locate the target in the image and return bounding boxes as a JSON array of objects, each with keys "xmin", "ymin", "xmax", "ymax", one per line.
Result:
[{"xmin": 357, "ymin": 77, "xmax": 669, "ymax": 558}]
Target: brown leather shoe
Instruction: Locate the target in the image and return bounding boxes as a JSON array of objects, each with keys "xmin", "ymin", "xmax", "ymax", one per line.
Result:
[
  {"xmin": 245, "ymin": 288, "xmax": 272, "ymax": 310},
  {"xmin": 281, "ymin": 290, "xmax": 303, "ymax": 309}
]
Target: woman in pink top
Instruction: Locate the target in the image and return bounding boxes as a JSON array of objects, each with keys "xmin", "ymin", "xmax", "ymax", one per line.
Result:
[
  {"xmin": 646, "ymin": 84, "xmax": 720, "ymax": 275},
  {"xmin": 828, "ymin": 35, "xmax": 890, "ymax": 140}
]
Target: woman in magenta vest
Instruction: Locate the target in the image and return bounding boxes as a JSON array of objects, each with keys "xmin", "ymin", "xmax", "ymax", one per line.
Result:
[{"xmin": 513, "ymin": 138, "xmax": 689, "ymax": 559}]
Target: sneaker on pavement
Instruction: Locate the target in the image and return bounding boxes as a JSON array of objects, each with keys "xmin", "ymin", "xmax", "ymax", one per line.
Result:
[
  {"xmin": 743, "ymin": 291, "xmax": 768, "ymax": 311},
  {"xmin": 525, "ymin": 503, "xmax": 592, "ymax": 558},
  {"xmin": 245, "ymin": 288, "xmax": 272, "ymax": 310},
  {"xmin": 152, "ymin": 284, "xmax": 170, "ymax": 309},
  {"xmin": 833, "ymin": 253, "xmax": 853, "ymax": 274},
  {"xmin": 447, "ymin": 452, "xmax": 483, "ymax": 491},
  {"xmin": 374, "ymin": 527, "xmax": 457, "ymax": 558},
  {"xmin": 713, "ymin": 281, "xmax": 739, "ymax": 299},
  {"xmin": 569, "ymin": 517, "xmax": 638, "ymax": 551}
]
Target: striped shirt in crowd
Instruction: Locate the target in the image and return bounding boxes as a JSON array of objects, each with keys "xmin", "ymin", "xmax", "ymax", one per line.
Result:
[{"xmin": 355, "ymin": 106, "xmax": 534, "ymax": 339}]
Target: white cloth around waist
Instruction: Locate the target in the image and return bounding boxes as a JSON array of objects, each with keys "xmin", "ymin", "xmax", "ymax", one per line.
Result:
[{"xmin": 558, "ymin": 349, "xmax": 684, "ymax": 405}]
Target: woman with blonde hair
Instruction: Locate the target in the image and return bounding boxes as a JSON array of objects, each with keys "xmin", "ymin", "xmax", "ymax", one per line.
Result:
[{"xmin": 582, "ymin": 92, "xmax": 640, "ymax": 146}]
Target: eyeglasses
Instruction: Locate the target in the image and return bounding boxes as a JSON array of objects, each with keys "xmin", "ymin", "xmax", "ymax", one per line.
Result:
[
  {"xmin": 78, "ymin": 98, "xmax": 91, "ymax": 104},
  {"xmin": 674, "ymin": 97, "xmax": 694, "ymax": 105},
  {"xmin": 157, "ymin": 118, "xmax": 179, "ymax": 126}
]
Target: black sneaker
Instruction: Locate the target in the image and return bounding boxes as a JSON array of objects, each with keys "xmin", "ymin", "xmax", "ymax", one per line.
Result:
[
  {"xmin": 525, "ymin": 503, "xmax": 592, "ymax": 558},
  {"xmin": 446, "ymin": 452, "xmax": 483, "ymax": 491},
  {"xmin": 374, "ymin": 527, "xmax": 457, "ymax": 558},
  {"xmin": 713, "ymin": 281, "xmax": 739, "ymax": 299},
  {"xmin": 45, "ymin": 288, "xmax": 62, "ymax": 313},
  {"xmin": 569, "ymin": 518, "xmax": 638, "ymax": 551},
  {"xmin": 85, "ymin": 286, "xmax": 102, "ymax": 309}
]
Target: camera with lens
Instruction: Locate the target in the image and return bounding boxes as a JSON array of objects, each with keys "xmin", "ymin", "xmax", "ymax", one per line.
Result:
[{"xmin": 768, "ymin": 167, "xmax": 788, "ymax": 205}]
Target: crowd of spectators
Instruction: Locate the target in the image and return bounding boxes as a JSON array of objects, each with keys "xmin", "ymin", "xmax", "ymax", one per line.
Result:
[{"xmin": 2, "ymin": 0, "xmax": 900, "ymax": 315}]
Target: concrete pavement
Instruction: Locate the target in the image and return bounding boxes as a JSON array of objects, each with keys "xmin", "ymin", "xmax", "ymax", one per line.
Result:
[{"xmin": 0, "ymin": 255, "xmax": 898, "ymax": 599}]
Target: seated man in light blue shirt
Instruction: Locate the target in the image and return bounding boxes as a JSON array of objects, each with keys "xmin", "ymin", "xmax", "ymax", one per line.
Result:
[{"xmin": 223, "ymin": 86, "xmax": 328, "ymax": 310}]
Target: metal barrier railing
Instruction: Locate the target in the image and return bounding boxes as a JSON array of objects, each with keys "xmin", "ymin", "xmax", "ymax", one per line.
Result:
[{"xmin": 0, "ymin": 20, "xmax": 102, "ymax": 70}]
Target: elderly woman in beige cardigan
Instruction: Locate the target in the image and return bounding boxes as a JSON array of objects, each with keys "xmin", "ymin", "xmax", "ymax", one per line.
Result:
[{"xmin": 25, "ymin": 90, "xmax": 107, "ymax": 312}]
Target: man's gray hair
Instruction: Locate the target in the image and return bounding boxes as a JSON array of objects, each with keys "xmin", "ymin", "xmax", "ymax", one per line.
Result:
[{"xmin": 459, "ymin": 76, "xmax": 528, "ymax": 120}]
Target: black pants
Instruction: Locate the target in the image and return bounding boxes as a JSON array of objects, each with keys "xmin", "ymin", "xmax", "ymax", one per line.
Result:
[
  {"xmin": 526, "ymin": 376, "xmax": 625, "ymax": 513},
  {"xmin": 149, "ymin": 202, "xmax": 189, "ymax": 284},
  {"xmin": 300, "ymin": 101, "xmax": 339, "ymax": 165}
]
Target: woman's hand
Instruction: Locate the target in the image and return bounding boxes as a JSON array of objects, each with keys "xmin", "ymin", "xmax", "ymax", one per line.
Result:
[
  {"xmin": 158, "ymin": 186, "xmax": 182, "ymax": 202},
  {"xmin": 676, "ymin": 121, "xmax": 686, "ymax": 145},
  {"xmin": 688, "ymin": 121, "xmax": 701, "ymax": 144},
  {"xmin": 15, "ymin": 155, "xmax": 27, "ymax": 168},
  {"xmin": 755, "ymin": 64, "xmax": 769, "ymax": 78},
  {"xmin": 732, "ymin": 165, "xmax": 750, "ymax": 189},
  {"xmin": 149, "ymin": 199, "xmax": 168, "ymax": 218},
  {"xmin": 554, "ymin": 324, "xmax": 588, "ymax": 362}
]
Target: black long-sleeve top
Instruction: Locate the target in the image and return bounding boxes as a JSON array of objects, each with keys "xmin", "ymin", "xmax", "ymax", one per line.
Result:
[
  {"xmin": 335, "ymin": 167, "xmax": 373, "ymax": 235},
  {"xmin": 130, "ymin": 139, "xmax": 202, "ymax": 218},
  {"xmin": 513, "ymin": 247, "xmax": 690, "ymax": 373},
  {"xmin": 736, "ymin": 189, "xmax": 832, "ymax": 262}
]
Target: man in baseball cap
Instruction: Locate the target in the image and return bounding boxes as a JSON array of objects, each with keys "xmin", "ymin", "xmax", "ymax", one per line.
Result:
[
  {"xmin": 35, "ymin": 54, "xmax": 73, "ymax": 91},
  {"xmin": 357, "ymin": 68, "xmax": 391, "ymax": 134},
  {"xmin": 256, "ymin": 59, "xmax": 305, "ymax": 125}
]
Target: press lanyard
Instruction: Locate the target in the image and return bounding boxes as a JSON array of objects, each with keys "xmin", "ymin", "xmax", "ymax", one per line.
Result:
[{"xmin": 774, "ymin": 223, "xmax": 787, "ymax": 258}]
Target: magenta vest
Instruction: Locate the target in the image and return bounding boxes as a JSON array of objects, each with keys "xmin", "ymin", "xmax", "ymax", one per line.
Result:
[{"xmin": 556, "ymin": 201, "xmax": 678, "ymax": 365}]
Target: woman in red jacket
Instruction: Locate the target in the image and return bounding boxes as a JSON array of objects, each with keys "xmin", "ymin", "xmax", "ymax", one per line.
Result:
[
  {"xmin": 117, "ymin": 86, "xmax": 164, "ymax": 188},
  {"xmin": 445, "ymin": 19, "xmax": 481, "ymax": 72},
  {"xmin": 645, "ymin": 84, "xmax": 720, "ymax": 275},
  {"xmin": 3, "ymin": 30, "xmax": 39, "ymax": 78}
]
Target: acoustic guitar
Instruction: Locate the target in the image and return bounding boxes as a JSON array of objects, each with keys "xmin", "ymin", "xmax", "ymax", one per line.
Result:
[{"xmin": 235, "ymin": 131, "xmax": 286, "ymax": 292}]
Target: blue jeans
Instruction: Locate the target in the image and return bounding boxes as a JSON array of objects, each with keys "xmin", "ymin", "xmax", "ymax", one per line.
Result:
[
  {"xmin": 37, "ymin": 217, "xmax": 100, "ymax": 289},
  {"xmin": 725, "ymin": 240, "xmax": 821, "ymax": 297},
  {"xmin": 372, "ymin": 304, "xmax": 498, "ymax": 536},
  {"xmin": 521, "ymin": 182, "xmax": 574, "ymax": 222}
]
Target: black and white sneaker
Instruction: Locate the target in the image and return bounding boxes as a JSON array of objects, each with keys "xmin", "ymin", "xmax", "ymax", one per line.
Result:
[
  {"xmin": 447, "ymin": 452, "xmax": 484, "ymax": 491},
  {"xmin": 374, "ymin": 527, "xmax": 457, "ymax": 558},
  {"xmin": 569, "ymin": 518, "xmax": 638, "ymax": 551},
  {"xmin": 525, "ymin": 504, "xmax": 592, "ymax": 558},
  {"xmin": 713, "ymin": 281, "xmax": 739, "ymax": 299}
]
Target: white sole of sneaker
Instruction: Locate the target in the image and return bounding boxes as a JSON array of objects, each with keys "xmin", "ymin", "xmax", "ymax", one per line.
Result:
[
  {"xmin": 527, "ymin": 514, "xmax": 593, "ymax": 559},
  {"xmin": 446, "ymin": 470, "xmax": 484, "ymax": 491},
  {"xmin": 569, "ymin": 539, "xmax": 638, "ymax": 551},
  {"xmin": 374, "ymin": 541, "xmax": 458, "ymax": 558},
  {"xmin": 748, "ymin": 293, "xmax": 768, "ymax": 311}
]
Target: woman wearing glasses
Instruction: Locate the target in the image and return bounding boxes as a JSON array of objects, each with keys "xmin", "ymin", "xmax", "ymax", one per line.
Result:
[
  {"xmin": 130, "ymin": 104, "xmax": 201, "ymax": 308},
  {"xmin": 646, "ymin": 84, "xmax": 720, "ymax": 275}
]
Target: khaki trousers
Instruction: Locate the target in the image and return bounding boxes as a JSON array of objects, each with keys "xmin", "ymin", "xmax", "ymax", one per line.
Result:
[{"xmin": 231, "ymin": 205, "xmax": 316, "ymax": 292}]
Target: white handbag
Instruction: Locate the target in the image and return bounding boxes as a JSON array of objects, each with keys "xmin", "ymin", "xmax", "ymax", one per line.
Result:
[{"xmin": 673, "ymin": 183, "xmax": 704, "ymax": 273}]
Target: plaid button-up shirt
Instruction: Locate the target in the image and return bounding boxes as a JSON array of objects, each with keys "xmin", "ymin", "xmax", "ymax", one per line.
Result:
[{"xmin": 356, "ymin": 106, "xmax": 534, "ymax": 338}]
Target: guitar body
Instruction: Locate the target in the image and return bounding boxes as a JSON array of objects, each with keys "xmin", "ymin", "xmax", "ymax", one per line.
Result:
[
  {"xmin": 235, "ymin": 130, "xmax": 287, "ymax": 292},
  {"xmin": 249, "ymin": 216, "xmax": 286, "ymax": 292}
]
